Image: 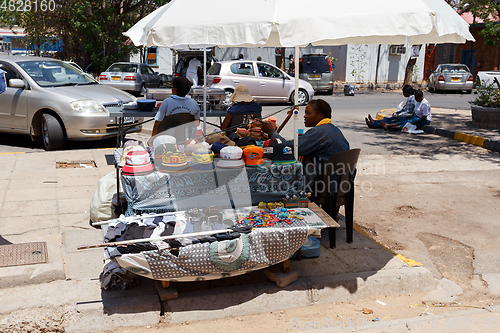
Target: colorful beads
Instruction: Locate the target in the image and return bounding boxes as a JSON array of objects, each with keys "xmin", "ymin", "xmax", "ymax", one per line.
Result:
[{"xmin": 236, "ymin": 205, "xmax": 306, "ymax": 228}]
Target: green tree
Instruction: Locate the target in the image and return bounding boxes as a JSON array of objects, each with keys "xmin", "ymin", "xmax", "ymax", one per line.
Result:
[
  {"xmin": 1, "ymin": 0, "xmax": 169, "ymax": 72},
  {"xmin": 459, "ymin": 0, "xmax": 500, "ymax": 46}
]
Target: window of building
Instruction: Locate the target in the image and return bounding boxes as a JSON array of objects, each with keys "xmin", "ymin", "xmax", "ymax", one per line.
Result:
[{"xmin": 147, "ymin": 47, "xmax": 157, "ymax": 66}]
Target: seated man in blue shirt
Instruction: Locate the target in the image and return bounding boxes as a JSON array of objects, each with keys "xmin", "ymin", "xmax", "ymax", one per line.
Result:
[
  {"xmin": 148, "ymin": 77, "xmax": 200, "ymax": 145},
  {"xmin": 261, "ymin": 99, "xmax": 350, "ymax": 192}
]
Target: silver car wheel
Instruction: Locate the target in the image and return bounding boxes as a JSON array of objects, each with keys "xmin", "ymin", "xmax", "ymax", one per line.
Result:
[
  {"xmin": 297, "ymin": 90, "xmax": 307, "ymax": 105},
  {"xmin": 292, "ymin": 89, "xmax": 309, "ymax": 106}
]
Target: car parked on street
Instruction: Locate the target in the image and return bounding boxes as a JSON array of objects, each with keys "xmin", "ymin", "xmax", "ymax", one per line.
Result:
[
  {"xmin": 428, "ymin": 63, "xmax": 473, "ymax": 93},
  {"xmin": 0, "ymin": 56, "xmax": 141, "ymax": 151},
  {"xmin": 206, "ymin": 60, "xmax": 314, "ymax": 105},
  {"xmin": 99, "ymin": 62, "xmax": 162, "ymax": 96},
  {"xmin": 475, "ymin": 70, "xmax": 500, "ymax": 88},
  {"xmin": 298, "ymin": 53, "xmax": 335, "ymax": 94}
]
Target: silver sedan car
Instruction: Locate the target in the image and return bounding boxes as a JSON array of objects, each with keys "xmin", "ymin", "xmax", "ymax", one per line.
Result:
[
  {"xmin": 0, "ymin": 56, "xmax": 142, "ymax": 150},
  {"xmin": 206, "ymin": 60, "xmax": 314, "ymax": 105},
  {"xmin": 428, "ymin": 63, "xmax": 473, "ymax": 93},
  {"xmin": 99, "ymin": 62, "xmax": 162, "ymax": 96}
]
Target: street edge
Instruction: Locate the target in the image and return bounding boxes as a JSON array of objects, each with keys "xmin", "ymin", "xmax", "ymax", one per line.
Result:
[{"xmin": 422, "ymin": 125, "xmax": 500, "ymax": 153}]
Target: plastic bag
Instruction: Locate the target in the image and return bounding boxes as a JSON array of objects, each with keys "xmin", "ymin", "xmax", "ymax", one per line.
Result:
[
  {"xmin": 401, "ymin": 122, "xmax": 417, "ymax": 133},
  {"xmin": 401, "ymin": 122, "xmax": 424, "ymax": 134},
  {"xmin": 397, "ymin": 101, "xmax": 405, "ymax": 112},
  {"xmin": 90, "ymin": 171, "xmax": 122, "ymax": 224}
]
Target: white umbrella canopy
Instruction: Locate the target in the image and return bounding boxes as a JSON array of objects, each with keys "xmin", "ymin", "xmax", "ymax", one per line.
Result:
[
  {"xmin": 125, "ymin": 0, "xmax": 474, "ymax": 159},
  {"xmin": 125, "ymin": 0, "xmax": 474, "ymax": 48}
]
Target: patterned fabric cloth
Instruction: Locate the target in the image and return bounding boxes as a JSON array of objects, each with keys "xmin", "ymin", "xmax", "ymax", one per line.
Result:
[
  {"xmin": 107, "ymin": 207, "xmax": 327, "ymax": 282},
  {"xmin": 121, "ymin": 161, "xmax": 303, "ymax": 216}
]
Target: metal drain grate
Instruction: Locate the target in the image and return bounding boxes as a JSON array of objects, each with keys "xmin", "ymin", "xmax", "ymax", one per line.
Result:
[{"xmin": 0, "ymin": 242, "xmax": 48, "ymax": 268}]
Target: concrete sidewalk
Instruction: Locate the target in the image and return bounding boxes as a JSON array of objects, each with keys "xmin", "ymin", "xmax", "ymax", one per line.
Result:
[{"xmin": 377, "ymin": 107, "xmax": 500, "ymax": 153}]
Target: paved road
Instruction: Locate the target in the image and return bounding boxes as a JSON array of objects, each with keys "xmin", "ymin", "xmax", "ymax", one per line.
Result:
[{"xmin": 0, "ymin": 89, "xmax": 480, "ymax": 154}]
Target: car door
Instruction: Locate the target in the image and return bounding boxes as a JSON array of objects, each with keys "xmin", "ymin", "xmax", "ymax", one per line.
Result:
[
  {"xmin": 144, "ymin": 65, "xmax": 160, "ymax": 87},
  {"xmin": 256, "ymin": 63, "xmax": 289, "ymax": 103},
  {"xmin": 139, "ymin": 65, "xmax": 151, "ymax": 88},
  {"xmin": 227, "ymin": 62, "xmax": 260, "ymax": 98},
  {"xmin": 0, "ymin": 62, "xmax": 29, "ymax": 131}
]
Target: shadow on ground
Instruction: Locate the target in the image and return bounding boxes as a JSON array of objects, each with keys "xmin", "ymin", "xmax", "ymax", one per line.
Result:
[{"xmin": 0, "ymin": 133, "xmax": 117, "ymax": 151}]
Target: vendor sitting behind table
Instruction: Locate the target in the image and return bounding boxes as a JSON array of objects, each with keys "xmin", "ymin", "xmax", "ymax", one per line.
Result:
[
  {"xmin": 260, "ymin": 99, "xmax": 350, "ymax": 191},
  {"xmin": 220, "ymin": 84, "xmax": 262, "ymax": 135},
  {"xmin": 148, "ymin": 77, "xmax": 200, "ymax": 146}
]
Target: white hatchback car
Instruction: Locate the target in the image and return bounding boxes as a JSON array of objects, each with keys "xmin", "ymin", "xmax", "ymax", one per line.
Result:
[{"xmin": 206, "ymin": 60, "xmax": 314, "ymax": 105}]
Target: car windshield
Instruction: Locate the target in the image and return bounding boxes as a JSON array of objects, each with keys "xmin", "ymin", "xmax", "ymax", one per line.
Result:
[
  {"xmin": 300, "ymin": 56, "xmax": 330, "ymax": 74},
  {"xmin": 107, "ymin": 63, "xmax": 138, "ymax": 73},
  {"xmin": 440, "ymin": 65, "xmax": 469, "ymax": 73},
  {"xmin": 18, "ymin": 60, "xmax": 97, "ymax": 87}
]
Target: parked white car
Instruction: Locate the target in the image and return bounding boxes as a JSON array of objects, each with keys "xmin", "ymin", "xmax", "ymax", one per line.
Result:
[
  {"xmin": 206, "ymin": 60, "xmax": 314, "ymax": 105},
  {"xmin": 428, "ymin": 64, "xmax": 473, "ymax": 93},
  {"xmin": 476, "ymin": 70, "xmax": 500, "ymax": 88},
  {"xmin": 99, "ymin": 62, "xmax": 162, "ymax": 96}
]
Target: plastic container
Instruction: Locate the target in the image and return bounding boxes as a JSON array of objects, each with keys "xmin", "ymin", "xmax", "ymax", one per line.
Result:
[
  {"xmin": 344, "ymin": 84, "xmax": 355, "ymax": 96},
  {"xmin": 291, "ymin": 236, "xmax": 321, "ymax": 259},
  {"xmin": 136, "ymin": 99, "xmax": 157, "ymax": 111}
]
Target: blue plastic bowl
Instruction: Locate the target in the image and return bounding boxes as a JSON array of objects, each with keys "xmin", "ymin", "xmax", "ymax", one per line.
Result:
[{"xmin": 136, "ymin": 99, "xmax": 156, "ymax": 112}]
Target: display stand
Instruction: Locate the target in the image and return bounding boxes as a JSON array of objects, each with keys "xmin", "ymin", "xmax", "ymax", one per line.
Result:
[{"xmin": 107, "ymin": 107, "xmax": 157, "ymax": 208}]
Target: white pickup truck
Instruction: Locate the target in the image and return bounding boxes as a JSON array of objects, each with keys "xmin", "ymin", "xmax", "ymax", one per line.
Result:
[{"xmin": 476, "ymin": 70, "xmax": 500, "ymax": 88}]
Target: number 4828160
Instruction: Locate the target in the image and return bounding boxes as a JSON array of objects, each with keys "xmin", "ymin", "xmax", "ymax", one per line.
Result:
[{"xmin": 1, "ymin": 0, "xmax": 56, "ymax": 11}]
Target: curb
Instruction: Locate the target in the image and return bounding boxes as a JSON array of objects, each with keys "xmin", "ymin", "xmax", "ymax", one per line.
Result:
[
  {"xmin": 164, "ymin": 267, "xmax": 436, "ymax": 325},
  {"xmin": 422, "ymin": 125, "xmax": 500, "ymax": 153}
]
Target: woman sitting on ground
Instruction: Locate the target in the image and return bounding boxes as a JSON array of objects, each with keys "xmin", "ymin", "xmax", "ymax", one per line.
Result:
[
  {"xmin": 220, "ymin": 84, "xmax": 262, "ymax": 135},
  {"xmin": 365, "ymin": 85, "xmax": 416, "ymax": 129},
  {"xmin": 381, "ymin": 89, "xmax": 431, "ymax": 130}
]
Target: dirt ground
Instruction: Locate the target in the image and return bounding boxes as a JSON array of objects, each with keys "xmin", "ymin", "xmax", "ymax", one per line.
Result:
[{"xmin": 97, "ymin": 292, "xmax": 498, "ymax": 333}]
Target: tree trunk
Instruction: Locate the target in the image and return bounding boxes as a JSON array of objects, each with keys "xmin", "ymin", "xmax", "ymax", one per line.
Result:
[
  {"xmin": 280, "ymin": 47, "xmax": 286, "ymax": 71},
  {"xmin": 403, "ymin": 45, "xmax": 421, "ymax": 86}
]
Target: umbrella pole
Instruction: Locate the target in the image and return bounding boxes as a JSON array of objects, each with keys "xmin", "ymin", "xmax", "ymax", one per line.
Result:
[
  {"xmin": 293, "ymin": 46, "xmax": 300, "ymax": 161},
  {"xmin": 203, "ymin": 49, "xmax": 207, "ymax": 136},
  {"xmin": 78, "ymin": 228, "xmax": 234, "ymax": 250}
]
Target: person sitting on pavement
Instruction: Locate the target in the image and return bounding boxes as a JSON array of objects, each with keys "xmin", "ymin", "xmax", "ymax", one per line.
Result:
[
  {"xmin": 365, "ymin": 85, "xmax": 416, "ymax": 129},
  {"xmin": 260, "ymin": 99, "xmax": 350, "ymax": 191},
  {"xmin": 220, "ymin": 84, "xmax": 262, "ymax": 135},
  {"xmin": 148, "ymin": 77, "xmax": 200, "ymax": 146},
  {"xmin": 381, "ymin": 89, "xmax": 431, "ymax": 131}
]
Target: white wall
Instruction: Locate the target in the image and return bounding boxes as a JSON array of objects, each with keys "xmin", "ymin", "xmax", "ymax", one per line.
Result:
[
  {"xmin": 345, "ymin": 44, "xmax": 426, "ymax": 84},
  {"xmin": 130, "ymin": 47, "xmax": 173, "ymax": 75},
  {"xmin": 213, "ymin": 44, "xmax": 426, "ymax": 84}
]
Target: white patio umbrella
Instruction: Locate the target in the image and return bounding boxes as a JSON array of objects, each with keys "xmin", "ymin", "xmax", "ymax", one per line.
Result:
[{"xmin": 125, "ymin": 0, "xmax": 474, "ymax": 158}]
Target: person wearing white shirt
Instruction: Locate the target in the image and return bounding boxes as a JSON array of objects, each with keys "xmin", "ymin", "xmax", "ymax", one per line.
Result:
[
  {"xmin": 381, "ymin": 89, "xmax": 431, "ymax": 130},
  {"xmin": 186, "ymin": 57, "xmax": 201, "ymax": 86},
  {"xmin": 409, "ymin": 90, "xmax": 431, "ymax": 127}
]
